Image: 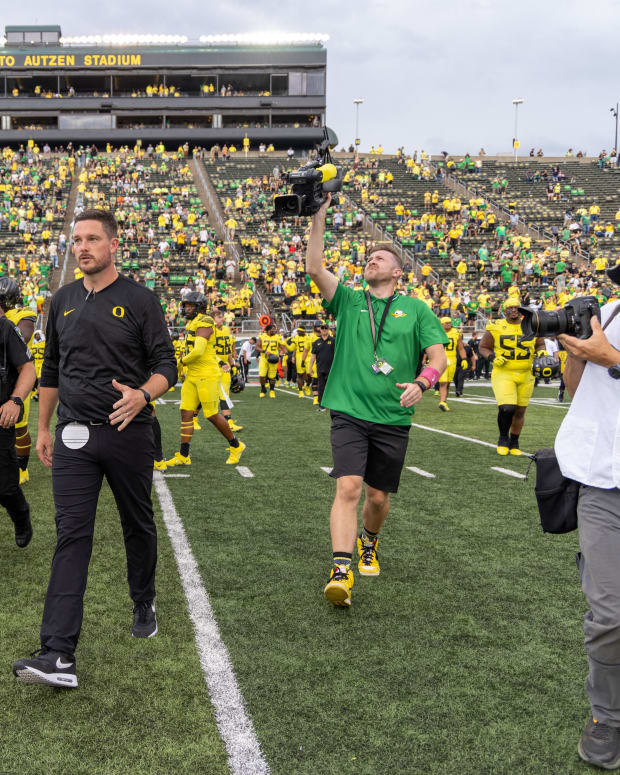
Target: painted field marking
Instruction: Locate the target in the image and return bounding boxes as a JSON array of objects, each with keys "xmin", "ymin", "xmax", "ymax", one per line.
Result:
[
  {"xmin": 162, "ymin": 473, "xmax": 191, "ymax": 478},
  {"xmin": 411, "ymin": 423, "xmax": 497, "ymax": 449},
  {"xmin": 321, "ymin": 466, "xmax": 333, "ymax": 474},
  {"xmin": 236, "ymin": 466, "xmax": 254, "ymax": 478},
  {"xmin": 406, "ymin": 466, "xmax": 436, "ymax": 479},
  {"xmin": 153, "ymin": 472, "xmax": 270, "ymax": 775},
  {"xmin": 275, "ymin": 387, "xmax": 312, "ymax": 400},
  {"xmin": 491, "ymin": 466, "xmax": 526, "ymax": 479}
]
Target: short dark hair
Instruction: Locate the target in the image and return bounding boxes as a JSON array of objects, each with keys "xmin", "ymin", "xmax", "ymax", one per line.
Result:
[{"xmin": 73, "ymin": 208, "xmax": 118, "ymax": 239}]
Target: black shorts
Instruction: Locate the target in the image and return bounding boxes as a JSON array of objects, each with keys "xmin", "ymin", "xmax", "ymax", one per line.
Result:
[{"xmin": 329, "ymin": 411, "xmax": 410, "ymax": 493}]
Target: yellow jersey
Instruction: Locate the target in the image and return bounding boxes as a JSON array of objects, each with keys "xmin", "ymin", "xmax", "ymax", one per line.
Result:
[
  {"xmin": 31, "ymin": 340, "xmax": 45, "ymax": 378},
  {"xmin": 6, "ymin": 307, "xmax": 37, "ymax": 346},
  {"xmin": 486, "ymin": 319, "xmax": 536, "ymax": 372},
  {"xmin": 214, "ymin": 324, "xmax": 235, "ymax": 363},
  {"xmin": 184, "ymin": 313, "xmax": 219, "ymax": 378},
  {"xmin": 443, "ymin": 328, "xmax": 461, "ymax": 362},
  {"xmin": 290, "ymin": 333, "xmax": 308, "ymax": 360},
  {"xmin": 259, "ymin": 333, "xmax": 281, "ymax": 359}
]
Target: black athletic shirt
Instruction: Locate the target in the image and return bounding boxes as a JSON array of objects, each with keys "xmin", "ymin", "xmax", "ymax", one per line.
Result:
[
  {"xmin": 0, "ymin": 316, "xmax": 34, "ymax": 402},
  {"xmin": 311, "ymin": 334, "xmax": 336, "ymax": 372},
  {"xmin": 40, "ymin": 274, "xmax": 177, "ymax": 424}
]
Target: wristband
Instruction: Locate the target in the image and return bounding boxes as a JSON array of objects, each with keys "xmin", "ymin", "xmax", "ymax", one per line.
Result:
[
  {"xmin": 9, "ymin": 396, "xmax": 23, "ymax": 407},
  {"xmin": 138, "ymin": 388, "xmax": 151, "ymax": 405},
  {"xmin": 413, "ymin": 380, "xmax": 428, "ymax": 393},
  {"xmin": 419, "ymin": 366, "xmax": 440, "ymax": 387}
]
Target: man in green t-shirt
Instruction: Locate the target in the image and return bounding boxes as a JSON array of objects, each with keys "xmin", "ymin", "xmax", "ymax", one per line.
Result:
[{"xmin": 306, "ymin": 195, "xmax": 448, "ymax": 608}]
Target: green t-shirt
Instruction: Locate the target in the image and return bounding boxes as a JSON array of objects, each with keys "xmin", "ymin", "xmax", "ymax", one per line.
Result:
[{"xmin": 322, "ymin": 284, "xmax": 448, "ymax": 426}]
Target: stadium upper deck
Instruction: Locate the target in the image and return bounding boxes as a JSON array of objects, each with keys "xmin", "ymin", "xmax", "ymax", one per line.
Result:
[{"xmin": 0, "ymin": 25, "xmax": 332, "ymax": 148}]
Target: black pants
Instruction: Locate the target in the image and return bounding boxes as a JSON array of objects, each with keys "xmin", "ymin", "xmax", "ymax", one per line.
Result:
[
  {"xmin": 41, "ymin": 422, "xmax": 156, "ymax": 656},
  {"xmin": 454, "ymin": 366, "xmax": 466, "ymax": 395},
  {"xmin": 476, "ymin": 356, "xmax": 490, "ymax": 379},
  {"xmin": 287, "ymin": 358, "xmax": 296, "ymax": 383},
  {"xmin": 0, "ymin": 427, "xmax": 30, "ymax": 528},
  {"xmin": 318, "ymin": 370, "xmax": 330, "ymax": 404}
]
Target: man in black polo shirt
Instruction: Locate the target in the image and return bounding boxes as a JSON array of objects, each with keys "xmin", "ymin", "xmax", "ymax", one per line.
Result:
[
  {"xmin": 307, "ymin": 322, "xmax": 335, "ymax": 412},
  {"xmin": 13, "ymin": 209, "xmax": 176, "ymax": 688},
  {"xmin": 306, "ymin": 195, "xmax": 448, "ymax": 608},
  {"xmin": 0, "ymin": 311, "xmax": 36, "ymax": 547}
]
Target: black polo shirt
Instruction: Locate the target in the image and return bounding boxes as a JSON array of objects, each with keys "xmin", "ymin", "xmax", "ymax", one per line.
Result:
[{"xmin": 311, "ymin": 334, "xmax": 336, "ymax": 373}]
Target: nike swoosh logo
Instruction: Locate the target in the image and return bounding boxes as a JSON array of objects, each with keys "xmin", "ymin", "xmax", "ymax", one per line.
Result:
[
  {"xmin": 360, "ymin": 309, "xmax": 369, "ymax": 313},
  {"xmin": 64, "ymin": 309, "xmax": 75, "ymax": 317},
  {"xmin": 56, "ymin": 657, "xmax": 74, "ymax": 669}
]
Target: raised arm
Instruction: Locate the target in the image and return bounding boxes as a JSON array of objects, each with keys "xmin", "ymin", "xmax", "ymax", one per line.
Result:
[{"xmin": 305, "ymin": 194, "xmax": 339, "ymax": 303}]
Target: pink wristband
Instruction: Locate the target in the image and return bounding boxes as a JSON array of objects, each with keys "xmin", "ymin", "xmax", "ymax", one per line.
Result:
[{"xmin": 419, "ymin": 366, "xmax": 440, "ymax": 387}]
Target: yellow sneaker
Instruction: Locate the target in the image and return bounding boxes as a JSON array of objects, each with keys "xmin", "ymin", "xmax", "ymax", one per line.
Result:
[
  {"xmin": 153, "ymin": 459, "xmax": 167, "ymax": 471},
  {"xmin": 304, "ymin": 385, "xmax": 311, "ymax": 396},
  {"xmin": 313, "ymin": 396, "xmax": 319, "ymax": 405},
  {"xmin": 509, "ymin": 447, "xmax": 523, "ymax": 456},
  {"xmin": 19, "ymin": 469, "xmax": 29, "ymax": 485},
  {"xmin": 324, "ymin": 566, "xmax": 354, "ymax": 607},
  {"xmin": 269, "ymin": 390, "xmax": 276, "ymax": 398},
  {"xmin": 260, "ymin": 392, "xmax": 266, "ymax": 398},
  {"xmin": 225, "ymin": 440, "xmax": 246, "ymax": 465},
  {"xmin": 228, "ymin": 419, "xmax": 244, "ymax": 432},
  {"xmin": 357, "ymin": 537, "xmax": 380, "ymax": 576},
  {"xmin": 193, "ymin": 417, "xmax": 201, "ymax": 430},
  {"xmin": 497, "ymin": 437, "xmax": 510, "ymax": 456},
  {"xmin": 497, "ymin": 446, "xmax": 509, "ymax": 456},
  {"xmin": 298, "ymin": 391, "xmax": 304, "ymax": 398},
  {"xmin": 165, "ymin": 452, "xmax": 191, "ymax": 467},
  {"xmin": 439, "ymin": 401, "xmax": 450, "ymax": 412}
]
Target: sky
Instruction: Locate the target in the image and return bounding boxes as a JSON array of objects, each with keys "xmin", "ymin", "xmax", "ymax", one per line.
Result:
[{"xmin": 7, "ymin": 0, "xmax": 620, "ymax": 156}]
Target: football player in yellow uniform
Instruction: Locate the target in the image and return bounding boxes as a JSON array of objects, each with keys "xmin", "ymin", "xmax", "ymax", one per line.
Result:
[
  {"xmin": 479, "ymin": 297, "xmax": 546, "ymax": 455},
  {"xmin": 30, "ymin": 330, "xmax": 46, "ymax": 400},
  {"xmin": 437, "ymin": 317, "xmax": 468, "ymax": 412},
  {"xmin": 290, "ymin": 327, "xmax": 310, "ymax": 397},
  {"xmin": 255, "ymin": 323, "xmax": 286, "ymax": 398},
  {"xmin": 213, "ymin": 309, "xmax": 243, "ymax": 431},
  {"xmin": 0, "ymin": 279, "xmax": 36, "ymax": 483},
  {"xmin": 165, "ymin": 293, "xmax": 245, "ymax": 466},
  {"xmin": 302, "ymin": 323, "xmax": 322, "ymax": 405},
  {"xmin": 557, "ymin": 345, "xmax": 568, "ymax": 402}
]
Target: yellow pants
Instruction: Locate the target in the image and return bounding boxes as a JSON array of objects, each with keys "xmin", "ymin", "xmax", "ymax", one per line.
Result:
[
  {"xmin": 180, "ymin": 373, "xmax": 221, "ymax": 417},
  {"xmin": 491, "ymin": 368, "xmax": 535, "ymax": 406},
  {"xmin": 15, "ymin": 393, "xmax": 30, "ymax": 430},
  {"xmin": 259, "ymin": 357, "xmax": 278, "ymax": 380},
  {"xmin": 439, "ymin": 359, "xmax": 456, "ymax": 383}
]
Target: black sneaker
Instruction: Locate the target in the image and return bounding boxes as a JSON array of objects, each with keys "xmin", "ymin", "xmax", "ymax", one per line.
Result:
[
  {"xmin": 558, "ymin": 390, "xmax": 564, "ymax": 403},
  {"xmin": 13, "ymin": 648, "xmax": 77, "ymax": 688},
  {"xmin": 14, "ymin": 513, "xmax": 32, "ymax": 548},
  {"xmin": 579, "ymin": 717, "xmax": 620, "ymax": 769},
  {"xmin": 132, "ymin": 600, "xmax": 157, "ymax": 638}
]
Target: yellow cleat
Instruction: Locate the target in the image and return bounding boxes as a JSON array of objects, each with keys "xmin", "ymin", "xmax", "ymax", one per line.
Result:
[
  {"xmin": 269, "ymin": 390, "xmax": 276, "ymax": 398},
  {"xmin": 225, "ymin": 440, "xmax": 246, "ymax": 465},
  {"xmin": 260, "ymin": 392, "xmax": 266, "ymax": 398},
  {"xmin": 497, "ymin": 446, "xmax": 510, "ymax": 456},
  {"xmin": 324, "ymin": 566, "xmax": 354, "ymax": 607},
  {"xmin": 153, "ymin": 459, "xmax": 167, "ymax": 471},
  {"xmin": 19, "ymin": 469, "xmax": 29, "ymax": 485},
  {"xmin": 357, "ymin": 537, "xmax": 380, "ymax": 576},
  {"xmin": 228, "ymin": 419, "xmax": 244, "ymax": 432},
  {"xmin": 304, "ymin": 386, "xmax": 311, "ymax": 396},
  {"xmin": 298, "ymin": 391, "xmax": 304, "ymax": 398},
  {"xmin": 193, "ymin": 417, "xmax": 201, "ymax": 430},
  {"xmin": 165, "ymin": 452, "xmax": 191, "ymax": 467},
  {"xmin": 313, "ymin": 396, "xmax": 319, "ymax": 405},
  {"xmin": 509, "ymin": 448, "xmax": 523, "ymax": 456},
  {"xmin": 439, "ymin": 401, "xmax": 450, "ymax": 412}
]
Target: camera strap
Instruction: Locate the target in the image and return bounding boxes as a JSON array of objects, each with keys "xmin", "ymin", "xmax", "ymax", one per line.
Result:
[
  {"xmin": 603, "ymin": 302, "xmax": 620, "ymax": 332},
  {"xmin": 365, "ymin": 291, "xmax": 394, "ymax": 361}
]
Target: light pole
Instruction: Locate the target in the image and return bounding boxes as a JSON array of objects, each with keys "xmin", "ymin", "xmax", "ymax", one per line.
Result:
[
  {"xmin": 610, "ymin": 103, "xmax": 618, "ymax": 153},
  {"xmin": 353, "ymin": 98, "xmax": 364, "ymax": 150},
  {"xmin": 512, "ymin": 98, "xmax": 524, "ymax": 162}
]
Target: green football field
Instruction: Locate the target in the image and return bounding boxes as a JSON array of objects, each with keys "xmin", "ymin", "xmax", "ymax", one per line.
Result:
[{"xmin": 0, "ymin": 381, "xmax": 595, "ymax": 774}]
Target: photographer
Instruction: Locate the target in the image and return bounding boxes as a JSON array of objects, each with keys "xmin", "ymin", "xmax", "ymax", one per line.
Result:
[
  {"xmin": 306, "ymin": 194, "xmax": 447, "ymax": 608},
  {"xmin": 555, "ymin": 265, "xmax": 620, "ymax": 769},
  {"xmin": 0, "ymin": 310, "xmax": 36, "ymax": 547}
]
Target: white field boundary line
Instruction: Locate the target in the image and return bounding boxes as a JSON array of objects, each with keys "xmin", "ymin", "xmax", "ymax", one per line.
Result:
[
  {"xmin": 236, "ymin": 466, "xmax": 254, "ymax": 478},
  {"xmin": 153, "ymin": 472, "xmax": 270, "ymax": 775},
  {"xmin": 411, "ymin": 423, "xmax": 498, "ymax": 449},
  {"xmin": 275, "ymin": 387, "xmax": 313, "ymax": 400},
  {"xmin": 320, "ymin": 466, "xmax": 333, "ymax": 474},
  {"xmin": 406, "ymin": 466, "xmax": 436, "ymax": 478},
  {"xmin": 491, "ymin": 466, "xmax": 526, "ymax": 479}
]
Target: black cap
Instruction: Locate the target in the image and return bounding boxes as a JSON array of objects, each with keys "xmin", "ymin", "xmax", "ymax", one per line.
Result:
[{"xmin": 608, "ymin": 265, "xmax": 620, "ymax": 285}]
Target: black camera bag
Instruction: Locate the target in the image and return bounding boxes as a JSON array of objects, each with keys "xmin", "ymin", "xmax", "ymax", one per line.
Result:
[{"xmin": 529, "ymin": 449, "xmax": 579, "ymax": 533}]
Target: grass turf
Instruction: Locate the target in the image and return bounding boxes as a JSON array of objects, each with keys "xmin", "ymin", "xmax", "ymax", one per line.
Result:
[{"xmin": 1, "ymin": 381, "xmax": 595, "ymax": 774}]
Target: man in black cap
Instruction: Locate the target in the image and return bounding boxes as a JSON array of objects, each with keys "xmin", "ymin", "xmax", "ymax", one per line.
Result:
[
  {"xmin": 13, "ymin": 209, "xmax": 176, "ymax": 689},
  {"xmin": 0, "ymin": 306, "xmax": 36, "ymax": 546}
]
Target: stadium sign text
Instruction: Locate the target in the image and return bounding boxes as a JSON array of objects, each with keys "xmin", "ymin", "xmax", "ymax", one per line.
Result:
[{"xmin": 0, "ymin": 53, "xmax": 142, "ymax": 68}]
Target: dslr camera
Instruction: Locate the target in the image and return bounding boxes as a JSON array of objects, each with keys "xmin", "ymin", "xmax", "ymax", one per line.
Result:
[
  {"xmin": 273, "ymin": 129, "xmax": 343, "ymax": 219},
  {"xmin": 519, "ymin": 295, "xmax": 601, "ymax": 340}
]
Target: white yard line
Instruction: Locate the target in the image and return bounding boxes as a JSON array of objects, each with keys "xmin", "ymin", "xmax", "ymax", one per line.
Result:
[
  {"xmin": 153, "ymin": 473, "xmax": 270, "ymax": 775},
  {"xmin": 406, "ymin": 466, "xmax": 436, "ymax": 479},
  {"xmin": 320, "ymin": 466, "xmax": 333, "ymax": 474},
  {"xmin": 491, "ymin": 466, "xmax": 526, "ymax": 479},
  {"xmin": 411, "ymin": 423, "xmax": 497, "ymax": 449},
  {"xmin": 162, "ymin": 473, "xmax": 191, "ymax": 478},
  {"xmin": 275, "ymin": 388, "xmax": 312, "ymax": 400},
  {"xmin": 236, "ymin": 466, "xmax": 254, "ymax": 478}
]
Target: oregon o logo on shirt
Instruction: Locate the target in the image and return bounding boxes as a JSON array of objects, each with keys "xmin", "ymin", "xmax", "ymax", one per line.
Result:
[{"xmin": 112, "ymin": 306, "xmax": 125, "ymax": 318}]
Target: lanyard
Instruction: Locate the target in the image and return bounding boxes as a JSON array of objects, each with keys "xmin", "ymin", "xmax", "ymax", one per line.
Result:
[{"xmin": 365, "ymin": 291, "xmax": 394, "ymax": 360}]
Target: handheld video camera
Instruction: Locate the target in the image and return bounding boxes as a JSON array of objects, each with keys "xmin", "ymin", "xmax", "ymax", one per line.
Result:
[
  {"xmin": 519, "ymin": 295, "xmax": 601, "ymax": 340},
  {"xmin": 273, "ymin": 128, "xmax": 343, "ymax": 219}
]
